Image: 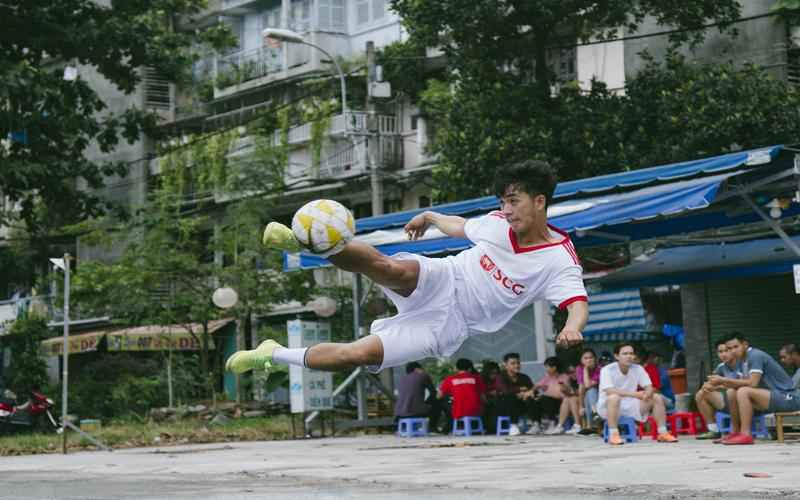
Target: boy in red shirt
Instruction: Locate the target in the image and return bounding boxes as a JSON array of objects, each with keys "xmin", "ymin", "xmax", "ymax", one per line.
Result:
[{"xmin": 439, "ymin": 359, "xmax": 486, "ymax": 420}]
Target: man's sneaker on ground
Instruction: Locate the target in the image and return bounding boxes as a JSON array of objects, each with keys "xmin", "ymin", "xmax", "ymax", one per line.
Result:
[
  {"xmin": 608, "ymin": 433, "xmax": 625, "ymax": 445},
  {"xmin": 225, "ymin": 339, "xmax": 284, "ymax": 374},
  {"xmin": 657, "ymin": 432, "xmax": 678, "ymax": 443},
  {"xmin": 577, "ymin": 427, "xmax": 595, "ymax": 436},
  {"xmin": 508, "ymin": 423, "xmax": 521, "ymax": 436},
  {"xmin": 262, "ymin": 222, "xmax": 301, "ymax": 252},
  {"xmin": 696, "ymin": 430, "xmax": 722, "ymax": 440},
  {"xmin": 565, "ymin": 425, "xmax": 582, "ymax": 435},
  {"xmin": 544, "ymin": 424, "xmax": 565, "ymax": 435},
  {"xmin": 527, "ymin": 422, "xmax": 542, "ymax": 435},
  {"xmin": 722, "ymin": 433, "xmax": 755, "ymax": 445}
]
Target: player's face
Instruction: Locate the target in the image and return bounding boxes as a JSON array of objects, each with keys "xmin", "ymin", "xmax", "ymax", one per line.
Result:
[
  {"xmin": 717, "ymin": 344, "xmax": 731, "ymax": 364},
  {"xmin": 779, "ymin": 349, "xmax": 791, "ymax": 368},
  {"xmin": 500, "ymin": 187, "xmax": 546, "ymax": 234},
  {"xmin": 615, "ymin": 346, "xmax": 635, "ymax": 367},
  {"xmin": 580, "ymin": 352, "xmax": 596, "ymax": 369},
  {"xmin": 505, "ymin": 358, "xmax": 521, "ymax": 374},
  {"xmin": 725, "ymin": 339, "xmax": 746, "ymax": 360}
]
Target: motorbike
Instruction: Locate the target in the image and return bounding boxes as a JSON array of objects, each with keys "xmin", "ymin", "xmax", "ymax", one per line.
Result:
[{"xmin": 0, "ymin": 388, "xmax": 59, "ymax": 434}]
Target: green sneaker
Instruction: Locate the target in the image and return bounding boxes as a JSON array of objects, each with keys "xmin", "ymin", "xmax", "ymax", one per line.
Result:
[
  {"xmin": 262, "ymin": 222, "xmax": 301, "ymax": 252},
  {"xmin": 696, "ymin": 430, "xmax": 722, "ymax": 440},
  {"xmin": 225, "ymin": 339, "xmax": 284, "ymax": 374}
]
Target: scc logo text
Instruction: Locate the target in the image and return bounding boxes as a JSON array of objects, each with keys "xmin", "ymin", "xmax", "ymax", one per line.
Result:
[{"xmin": 480, "ymin": 255, "xmax": 525, "ymax": 296}]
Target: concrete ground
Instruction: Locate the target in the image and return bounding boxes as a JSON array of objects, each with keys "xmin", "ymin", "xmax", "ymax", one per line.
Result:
[{"xmin": 1, "ymin": 433, "xmax": 799, "ymax": 500}]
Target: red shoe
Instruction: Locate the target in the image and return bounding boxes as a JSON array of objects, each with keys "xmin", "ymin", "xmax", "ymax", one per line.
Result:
[
  {"xmin": 722, "ymin": 433, "xmax": 754, "ymax": 445},
  {"xmin": 715, "ymin": 432, "xmax": 739, "ymax": 444}
]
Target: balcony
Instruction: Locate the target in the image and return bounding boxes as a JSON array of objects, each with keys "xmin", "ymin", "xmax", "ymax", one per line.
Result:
[
  {"xmin": 216, "ymin": 46, "xmax": 284, "ymax": 89},
  {"xmin": 275, "ymin": 112, "xmax": 399, "ymax": 146}
]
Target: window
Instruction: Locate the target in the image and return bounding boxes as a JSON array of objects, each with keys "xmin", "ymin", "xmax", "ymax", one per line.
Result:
[
  {"xmin": 356, "ymin": 0, "xmax": 384, "ymax": 25},
  {"xmin": 290, "ymin": 0, "xmax": 311, "ymax": 32},
  {"xmin": 410, "ymin": 115, "xmax": 419, "ymax": 131},
  {"xmin": 418, "ymin": 196, "xmax": 430, "ymax": 208},
  {"xmin": 356, "ymin": 0, "xmax": 369, "ymax": 25},
  {"xmin": 318, "ymin": 0, "xmax": 345, "ymax": 32},
  {"xmin": 263, "ymin": 6, "xmax": 281, "ymax": 29}
]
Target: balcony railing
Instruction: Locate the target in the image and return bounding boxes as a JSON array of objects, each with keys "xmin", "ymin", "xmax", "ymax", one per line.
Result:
[
  {"xmin": 275, "ymin": 112, "xmax": 399, "ymax": 146},
  {"xmin": 216, "ymin": 47, "xmax": 283, "ymax": 88}
]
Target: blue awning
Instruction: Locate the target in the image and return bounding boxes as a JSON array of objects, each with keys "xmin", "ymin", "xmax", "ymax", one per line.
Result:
[
  {"xmin": 595, "ymin": 235, "xmax": 800, "ymax": 289},
  {"xmin": 354, "ymin": 145, "xmax": 782, "ymax": 234},
  {"xmin": 584, "ymin": 289, "xmax": 647, "ymax": 337},
  {"xmin": 284, "ymin": 171, "xmax": 740, "ymax": 271}
]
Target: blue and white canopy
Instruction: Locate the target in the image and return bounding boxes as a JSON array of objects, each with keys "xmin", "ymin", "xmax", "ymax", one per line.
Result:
[{"xmin": 284, "ymin": 145, "xmax": 788, "ymax": 271}]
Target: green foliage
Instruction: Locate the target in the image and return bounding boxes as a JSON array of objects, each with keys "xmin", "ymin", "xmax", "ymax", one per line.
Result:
[
  {"xmin": 65, "ymin": 353, "xmax": 204, "ymax": 421},
  {"xmin": 377, "ymin": 40, "xmax": 431, "ymax": 100},
  {"xmin": 3, "ymin": 316, "xmax": 49, "ymax": 396},
  {"xmin": 0, "ymin": 1, "xmax": 234, "ymax": 234},
  {"xmin": 426, "ymin": 51, "xmax": 800, "ymax": 199}
]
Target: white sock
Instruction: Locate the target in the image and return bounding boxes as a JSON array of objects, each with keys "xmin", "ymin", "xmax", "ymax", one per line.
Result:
[
  {"xmin": 657, "ymin": 425, "xmax": 668, "ymax": 434},
  {"xmin": 272, "ymin": 347, "xmax": 308, "ymax": 367},
  {"xmin": 608, "ymin": 427, "xmax": 619, "ymax": 435},
  {"xmin": 707, "ymin": 423, "xmax": 719, "ymax": 432}
]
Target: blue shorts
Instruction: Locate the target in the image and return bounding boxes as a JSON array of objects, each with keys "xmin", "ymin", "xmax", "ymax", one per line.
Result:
[{"xmin": 768, "ymin": 389, "xmax": 800, "ymax": 413}]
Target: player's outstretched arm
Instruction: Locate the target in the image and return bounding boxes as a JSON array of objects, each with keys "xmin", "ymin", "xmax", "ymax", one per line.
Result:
[
  {"xmin": 404, "ymin": 211, "xmax": 466, "ymax": 240},
  {"xmin": 556, "ymin": 300, "xmax": 588, "ymax": 347}
]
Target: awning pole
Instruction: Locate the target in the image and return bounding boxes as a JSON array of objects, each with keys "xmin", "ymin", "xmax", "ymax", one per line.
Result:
[{"xmin": 741, "ymin": 194, "xmax": 800, "ymax": 257}]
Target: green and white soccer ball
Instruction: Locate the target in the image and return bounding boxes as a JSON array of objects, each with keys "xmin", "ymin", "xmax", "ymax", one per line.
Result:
[{"xmin": 292, "ymin": 199, "xmax": 356, "ymax": 256}]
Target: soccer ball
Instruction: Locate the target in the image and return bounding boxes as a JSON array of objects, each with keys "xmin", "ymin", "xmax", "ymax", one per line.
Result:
[{"xmin": 292, "ymin": 199, "xmax": 355, "ymax": 256}]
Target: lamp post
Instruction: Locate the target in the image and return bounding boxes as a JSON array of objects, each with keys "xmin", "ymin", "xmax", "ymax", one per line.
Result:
[
  {"xmin": 50, "ymin": 254, "xmax": 70, "ymax": 454},
  {"xmin": 262, "ymin": 28, "xmax": 348, "ymax": 119}
]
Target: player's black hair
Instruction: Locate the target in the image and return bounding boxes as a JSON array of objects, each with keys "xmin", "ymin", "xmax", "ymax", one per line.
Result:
[
  {"xmin": 544, "ymin": 356, "xmax": 563, "ymax": 372},
  {"xmin": 503, "ymin": 352, "xmax": 521, "ymax": 362},
  {"xmin": 715, "ymin": 336, "xmax": 731, "ymax": 348},
  {"xmin": 456, "ymin": 358, "xmax": 474, "ymax": 371},
  {"xmin": 613, "ymin": 342, "xmax": 636, "ymax": 355},
  {"xmin": 405, "ymin": 361, "xmax": 422, "ymax": 374},
  {"xmin": 580, "ymin": 348, "xmax": 597, "ymax": 359},
  {"xmin": 727, "ymin": 332, "xmax": 749, "ymax": 344},
  {"xmin": 494, "ymin": 160, "xmax": 558, "ymax": 207}
]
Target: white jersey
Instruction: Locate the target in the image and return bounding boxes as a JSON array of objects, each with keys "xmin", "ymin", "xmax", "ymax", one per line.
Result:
[{"xmin": 449, "ymin": 211, "xmax": 587, "ymax": 333}]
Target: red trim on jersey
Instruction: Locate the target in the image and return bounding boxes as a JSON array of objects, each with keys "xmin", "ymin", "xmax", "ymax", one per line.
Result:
[
  {"xmin": 489, "ymin": 211, "xmax": 506, "ymax": 219},
  {"xmin": 558, "ymin": 295, "xmax": 588, "ymax": 310},
  {"xmin": 509, "ymin": 224, "xmax": 571, "ymax": 254},
  {"xmin": 564, "ymin": 241, "xmax": 581, "ymax": 265}
]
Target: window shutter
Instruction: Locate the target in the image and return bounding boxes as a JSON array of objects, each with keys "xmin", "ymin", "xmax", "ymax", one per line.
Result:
[
  {"xmin": 142, "ymin": 67, "xmax": 171, "ymax": 111},
  {"xmin": 356, "ymin": 0, "xmax": 369, "ymax": 25}
]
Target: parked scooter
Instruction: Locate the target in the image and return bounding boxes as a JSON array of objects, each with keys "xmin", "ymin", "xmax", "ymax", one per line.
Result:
[{"xmin": 0, "ymin": 387, "xmax": 59, "ymax": 433}]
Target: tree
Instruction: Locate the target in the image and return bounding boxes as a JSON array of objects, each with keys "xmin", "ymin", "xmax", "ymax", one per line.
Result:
[
  {"xmin": 70, "ymin": 125, "xmax": 315, "ymax": 397},
  {"xmin": 4, "ymin": 315, "xmax": 49, "ymax": 396},
  {"xmin": 0, "ymin": 1, "xmax": 231, "ymax": 234}
]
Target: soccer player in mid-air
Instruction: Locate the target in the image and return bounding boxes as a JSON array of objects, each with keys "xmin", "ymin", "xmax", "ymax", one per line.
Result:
[{"xmin": 226, "ymin": 160, "xmax": 588, "ymax": 376}]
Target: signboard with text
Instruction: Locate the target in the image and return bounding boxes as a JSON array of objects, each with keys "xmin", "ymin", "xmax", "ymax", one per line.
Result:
[{"xmin": 287, "ymin": 320, "xmax": 333, "ymax": 413}]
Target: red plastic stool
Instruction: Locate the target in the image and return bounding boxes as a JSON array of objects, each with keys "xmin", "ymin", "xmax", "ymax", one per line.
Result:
[
  {"xmin": 668, "ymin": 412, "xmax": 707, "ymax": 435},
  {"xmin": 638, "ymin": 416, "xmax": 659, "ymax": 440}
]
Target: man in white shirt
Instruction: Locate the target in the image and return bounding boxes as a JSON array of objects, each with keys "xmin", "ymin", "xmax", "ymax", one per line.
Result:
[
  {"xmin": 598, "ymin": 343, "xmax": 678, "ymax": 445},
  {"xmin": 227, "ymin": 160, "xmax": 588, "ymax": 376}
]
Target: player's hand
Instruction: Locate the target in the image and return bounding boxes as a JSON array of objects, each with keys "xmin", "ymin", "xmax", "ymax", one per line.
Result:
[
  {"xmin": 707, "ymin": 375, "xmax": 723, "ymax": 386},
  {"xmin": 635, "ymin": 391, "xmax": 647, "ymax": 400},
  {"xmin": 404, "ymin": 212, "xmax": 431, "ymax": 240},
  {"xmin": 556, "ymin": 329, "xmax": 583, "ymax": 348}
]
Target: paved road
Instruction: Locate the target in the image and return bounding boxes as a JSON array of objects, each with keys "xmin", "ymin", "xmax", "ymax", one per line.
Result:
[{"xmin": 1, "ymin": 433, "xmax": 798, "ymax": 499}]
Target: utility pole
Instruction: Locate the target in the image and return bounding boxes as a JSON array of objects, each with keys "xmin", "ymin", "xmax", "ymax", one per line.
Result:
[{"xmin": 366, "ymin": 41, "xmax": 383, "ymax": 216}]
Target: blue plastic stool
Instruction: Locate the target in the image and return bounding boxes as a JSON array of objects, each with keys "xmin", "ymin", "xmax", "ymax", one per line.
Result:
[
  {"xmin": 453, "ymin": 416, "xmax": 485, "ymax": 436},
  {"xmin": 397, "ymin": 417, "xmax": 429, "ymax": 437},
  {"xmin": 496, "ymin": 416, "xmax": 512, "ymax": 436},
  {"xmin": 603, "ymin": 416, "xmax": 639, "ymax": 443},
  {"xmin": 715, "ymin": 411, "xmax": 769, "ymax": 438}
]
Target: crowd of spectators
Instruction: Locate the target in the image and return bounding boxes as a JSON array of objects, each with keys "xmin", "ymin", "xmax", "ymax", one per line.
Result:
[{"xmin": 394, "ymin": 334, "xmax": 800, "ymax": 446}]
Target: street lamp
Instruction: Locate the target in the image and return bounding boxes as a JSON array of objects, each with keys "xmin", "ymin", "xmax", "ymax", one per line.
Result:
[
  {"xmin": 262, "ymin": 28, "xmax": 348, "ymax": 119},
  {"xmin": 50, "ymin": 255, "xmax": 70, "ymax": 454}
]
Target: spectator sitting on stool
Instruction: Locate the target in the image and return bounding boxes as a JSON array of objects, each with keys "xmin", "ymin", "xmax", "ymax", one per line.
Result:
[
  {"xmin": 577, "ymin": 348, "xmax": 601, "ymax": 434},
  {"xmin": 779, "ymin": 343, "xmax": 800, "ymax": 389},
  {"xmin": 643, "ymin": 350, "xmax": 676, "ymax": 412},
  {"xmin": 394, "ymin": 362, "xmax": 438, "ymax": 431},
  {"xmin": 695, "ymin": 336, "xmax": 743, "ymax": 440},
  {"xmin": 709, "ymin": 333, "xmax": 800, "ymax": 445},
  {"xmin": 535, "ymin": 356, "xmax": 582, "ymax": 435},
  {"xmin": 598, "ymin": 342, "xmax": 678, "ymax": 445},
  {"xmin": 493, "ymin": 352, "xmax": 536, "ymax": 435},
  {"xmin": 439, "ymin": 358, "xmax": 486, "ymax": 428}
]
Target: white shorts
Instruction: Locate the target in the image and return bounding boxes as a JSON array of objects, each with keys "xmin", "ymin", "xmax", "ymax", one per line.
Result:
[
  {"xmin": 368, "ymin": 253, "xmax": 468, "ymax": 372},
  {"xmin": 597, "ymin": 397, "xmax": 645, "ymax": 422}
]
